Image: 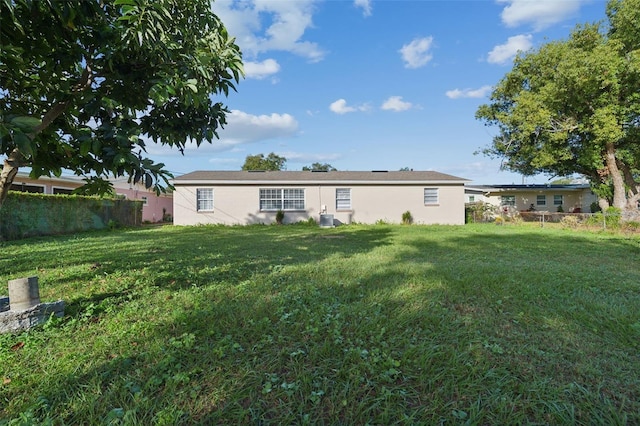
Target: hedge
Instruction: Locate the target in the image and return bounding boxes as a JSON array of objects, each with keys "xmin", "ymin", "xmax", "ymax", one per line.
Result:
[{"xmin": 0, "ymin": 192, "xmax": 143, "ymax": 241}]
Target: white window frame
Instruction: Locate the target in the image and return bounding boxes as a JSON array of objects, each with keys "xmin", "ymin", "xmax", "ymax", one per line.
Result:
[
  {"xmin": 424, "ymin": 188, "xmax": 439, "ymax": 205},
  {"xmin": 196, "ymin": 188, "xmax": 214, "ymax": 212},
  {"xmin": 536, "ymin": 195, "xmax": 546, "ymax": 206},
  {"xmin": 336, "ymin": 188, "xmax": 351, "ymax": 210},
  {"xmin": 553, "ymin": 195, "xmax": 563, "ymax": 206},
  {"xmin": 501, "ymin": 195, "xmax": 516, "ymax": 207},
  {"xmin": 259, "ymin": 188, "xmax": 305, "ymax": 211}
]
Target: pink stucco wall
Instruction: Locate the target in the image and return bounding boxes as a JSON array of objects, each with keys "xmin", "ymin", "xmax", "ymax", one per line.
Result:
[{"xmin": 114, "ymin": 187, "xmax": 173, "ymax": 223}]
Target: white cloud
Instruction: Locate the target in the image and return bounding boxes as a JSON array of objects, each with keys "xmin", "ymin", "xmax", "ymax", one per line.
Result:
[
  {"xmin": 399, "ymin": 36, "xmax": 434, "ymax": 69},
  {"xmin": 354, "ymin": 0, "xmax": 372, "ymax": 17},
  {"xmin": 278, "ymin": 151, "xmax": 342, "ymax": 164},
  {"xmin": 329, "ymin": 99, "xmax": 370, "ymax": 114},
  {"xmin": 497, "ymin": 0, "xmax": 584, "ymax": 31},
  {"xmin": 446, "ymin": 85, "xmax": 493, "ymax": 99},
  {"xmin": 381, "ymin": 96, "xmax": 413, "ymax": 112},
  {"xmin": 213, "ymin": 0, "xmax": 325, "ymax": 62},
  {"xmin": 146, "ymin": 110, "xmax": 298, "ymax": 155},
  {"xmin": 487, "ymin": 34, "xmax": 533, "ymax": 65},
  {"xmin": 244, "ymin": 59, "xmax": 281, "ymax": 80}
]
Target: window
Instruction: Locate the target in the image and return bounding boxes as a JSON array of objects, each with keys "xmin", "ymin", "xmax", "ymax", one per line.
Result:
[
  {"xmin": 52, "ymin": 187, "xmax": 73, "ymax": 195},
  {"xmin": 336, "ymin": 188, "xmax": 351, "ymax": 210},
  {"xmin": 10, "ymin": 183, "xmax": 44, "ymax": 193},
  {"xmin": 536, "ymin": 195, "xmax": 546, "ymax": 206},
  {"xmin": 468, "ymin": 195, "xmax": 475, "ymax": 202},
  {"xmin": 424, "ymin": 188, "xmax": 439, "ymax": 205},
  {"xmin": 553, "ymin": 195, "xmax": 563, "ymax": 206},
  {"xmin": 141, "ymin": 196, "xmax": 148, "ymax": 205},
  {"xmin": 501, "ymin": 195, "xmax": 516, "ymax": 206},
  {"xmin": 260, "ymin": 188, "xmax": 305, "ymax": 211},
  {"xmin": 196, "ymin": 188, "xmax": 214, "ymax": 211}
]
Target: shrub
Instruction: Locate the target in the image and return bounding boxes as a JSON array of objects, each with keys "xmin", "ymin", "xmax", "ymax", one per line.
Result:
[
  {"xmin": 605, "ymin": 206, "xmax": 622, "ymax": 229},
  {"xmin": 557, "ymin": 205, "xmax": 564, "ymax": 213},
  {"xmin": 560, "ymin": 215, "xmax": 580, "ymax": 229},
  {"xmin": 623, "ymin": 221, "xmax": 640, "ymax": 233},
  {"xmin": 590, "ymin": 202, "xmax": 601, "ymax": 213},
  {"xmin": 494, "ymin": 216, "xmax": 505, "ymax": 226},
  {"xmin": 275, "ymin": 210, "xmax": 285, "ymax": 225},
  {"xmin": 401, "ymin": 210, "xmax": 413, "ymax": 225}
]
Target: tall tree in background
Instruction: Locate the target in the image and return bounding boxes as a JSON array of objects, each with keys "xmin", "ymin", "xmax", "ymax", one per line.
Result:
[
  {"xmin": 476, "ymin": 0, "xmax": 640, "ymax": 211},
  {"xmin": 302, "ymin": 162, "xmax": 337, "ymax": 171},
  {"xmin": 0, "ymin": 0, "xmax": 243, "ymax": 208},
  {"xmin": 241, "ymin": 153, "xmax": 287, "ymax": 171}
]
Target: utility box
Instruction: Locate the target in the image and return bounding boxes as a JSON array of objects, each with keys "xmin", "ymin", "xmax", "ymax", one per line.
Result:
[{"xmin": 319, "ymin": 214, "xmax": 334, "ymax": 228}]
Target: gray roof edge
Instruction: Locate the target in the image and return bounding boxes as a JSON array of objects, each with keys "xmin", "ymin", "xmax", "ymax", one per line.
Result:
[{"xmin": 173, "ymin": 170, "xmax": 469, "ymax": 183}]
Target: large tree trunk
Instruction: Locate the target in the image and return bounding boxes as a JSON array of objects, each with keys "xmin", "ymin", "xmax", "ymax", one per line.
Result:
[
  {"xmin": 620, "ymin": 162, "xmax": 640, "ymax": 211},
  {"xmin": 604, "ymin": 142, "xmax": 627, "ymax": 209},
  {"xmin": 0, "ymin": 149, "xmax": 27, "ymax": 208}
]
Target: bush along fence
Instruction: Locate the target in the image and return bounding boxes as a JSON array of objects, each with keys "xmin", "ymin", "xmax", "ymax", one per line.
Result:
[
  {"xmin": 0, "ymin": 192, "xmax": 143, "ymax": 241},
  {"xmin": 466, "ymin": 202, "xmax": 640, "ymax": 231}
]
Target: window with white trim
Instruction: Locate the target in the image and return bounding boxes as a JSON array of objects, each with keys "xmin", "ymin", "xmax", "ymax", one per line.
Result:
[
  {"xmin": 52, "ymin": 187, "xmax": 74, "ymax": 195},
  {"xmin": 536, "ymin": 195, "xmax": 546, "ymax": 206},
  {"xmin": 501, "ymin": 195, "xmax": 516, "ymax": 206},
  {"xmin": 336, "ymin": 188, "xmax": 351, "ymax": 210},
  {"xmin": 424, "ymin": 188, "xmax": 439, "ymax": 205},
  {"xmin": 553, "ymin": 195, "xmax": 563, "ymax": 206},
  {"xmin": 196, "ymin": 188, "xmax": 214, "ymax": 212},
  {"xmin": 260, "ymin": 188, "xmax": 305, "ymax": 211}
]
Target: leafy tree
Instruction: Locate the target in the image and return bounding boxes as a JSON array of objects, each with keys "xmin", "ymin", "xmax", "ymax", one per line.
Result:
[
  {"xmin": 302, "ymin": 162, "xmax": 337, "ymax": 171},
  {"xmin": 549, "ymin": 178, "xmax": 574, "ymax": 185},
  {"xmin": 0, "ymin": 0, "xmax": 243, "ymax": 207},
  {"xmin": 241, "ymin": 153, "xmax": 287, "ymax": 171},
  {"xmin": 476, "ymin": 0, "xmax": 640, "ymax": 210}
]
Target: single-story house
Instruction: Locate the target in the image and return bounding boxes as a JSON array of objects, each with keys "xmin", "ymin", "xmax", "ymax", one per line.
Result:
[
  {"xmin": 172, "ymin": 170, "xmax": 469, "ymax": 226},
  {"xmin": 465, "ymin": 184, "xmax": 598, "ymax": 213},
  {"xmin": 9, "ymin": 172, "xmax": 173, "ymax": 223}
]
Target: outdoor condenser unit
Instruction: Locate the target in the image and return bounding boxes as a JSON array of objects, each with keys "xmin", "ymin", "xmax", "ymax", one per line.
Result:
[{"xmin": 319, "ymin": 214, "xmax": 334, "ymax": 228}]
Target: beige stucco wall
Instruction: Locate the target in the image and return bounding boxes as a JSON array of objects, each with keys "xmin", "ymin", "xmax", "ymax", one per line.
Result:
[{"xmin": 173, "ymin": 183, "xmax": 465, "ymax": 226}]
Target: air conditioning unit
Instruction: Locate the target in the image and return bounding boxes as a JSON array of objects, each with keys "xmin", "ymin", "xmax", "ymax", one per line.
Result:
[{"xmin": 319, "ymin": 214, "xmax": 334, "ymax": 228}]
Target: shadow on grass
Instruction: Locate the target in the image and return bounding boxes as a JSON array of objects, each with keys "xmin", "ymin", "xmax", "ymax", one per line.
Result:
[{"xmin": 1, "ymin": 225, "xmax": 639, "ymax": 424}]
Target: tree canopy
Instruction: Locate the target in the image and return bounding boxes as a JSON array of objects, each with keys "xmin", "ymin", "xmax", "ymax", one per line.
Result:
[
  {"xmin": 241, "ymin": 153, "xmax": 287, "ymax": 171},
  {"xmin": 302, "ymin": 162, "xmax": 337, "ymax": 172},
  {"xmin": 476, "ymin": 0, "xmax": 640, "ymax": 210},
  {"xmin": 0, "ymin": 0, "xmax": 243, "ymax": 207}
]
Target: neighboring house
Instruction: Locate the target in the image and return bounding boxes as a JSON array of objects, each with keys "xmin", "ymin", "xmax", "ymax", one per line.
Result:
[
  {"xmin": 465, "ymin": 184, "xmax": 598, "ymax": 213},
  {"xmin": 9, "ymin": 173, "xmax": 83, "ymax": 195},
  {"xmin": 9, "ymin": 172, "xmax": 173, "ymax": 223},
  {"xmin": 172, "ymin": 170, "xmax": 469, "ymax": 226},
  {"xmin": 110, "ymin": 177, "xmax": 173, "ymax": 223}
]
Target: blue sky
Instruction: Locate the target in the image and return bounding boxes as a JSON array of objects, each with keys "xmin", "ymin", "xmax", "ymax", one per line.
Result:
[{"xmin": 147, "ymin": 0, "xmax": 607, "ymax": 184}]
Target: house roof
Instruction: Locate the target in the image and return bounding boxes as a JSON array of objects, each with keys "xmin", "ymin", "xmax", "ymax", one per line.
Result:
[
  {"xmin": 173, "ymin": 170, "xmax": 469, "ymax": 185},
  {"xmin": 467, "ymin": 184, "xmax": 592, "ymax": 193}
]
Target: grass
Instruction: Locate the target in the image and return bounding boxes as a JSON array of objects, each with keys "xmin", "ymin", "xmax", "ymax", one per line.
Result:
[{"xmin": 1, "ymin": 223, "xmax": 639, "ymax": 424}]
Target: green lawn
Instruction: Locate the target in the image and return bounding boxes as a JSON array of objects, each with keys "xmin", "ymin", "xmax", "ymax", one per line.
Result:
[{"xmin": 1, "ymin": 224, "xmax": 639, "ymax": 424}]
